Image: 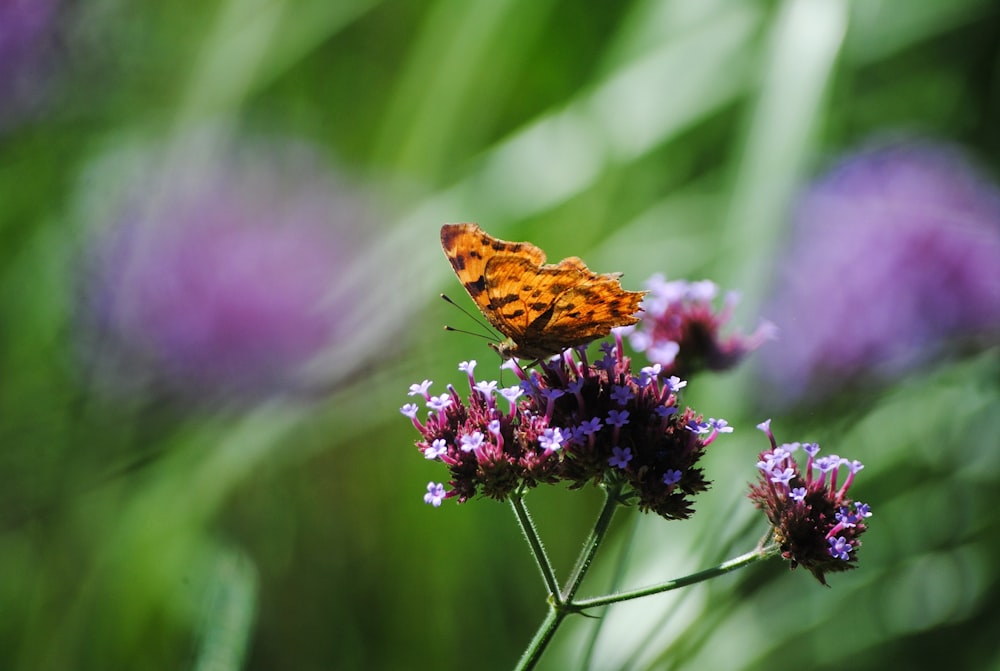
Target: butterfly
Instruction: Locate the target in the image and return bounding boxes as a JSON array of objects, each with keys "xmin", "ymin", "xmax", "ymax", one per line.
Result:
[{"xmin": 440, "ymin": 223, "xmax": 646, "ymax": 360}]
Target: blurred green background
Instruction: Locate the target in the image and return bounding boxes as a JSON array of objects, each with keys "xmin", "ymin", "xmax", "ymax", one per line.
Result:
[{"xmin": 2, "ymin": 0, "xmax": 999, "ymax": 669}]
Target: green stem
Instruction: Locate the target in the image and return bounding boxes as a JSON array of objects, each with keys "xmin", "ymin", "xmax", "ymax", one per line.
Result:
[
  {"xmin": 512, "ymin": 485, "xmax": 778, "ymax": 670},
  {"xmin": 509, "ymin": 493, "xmax": 560, "ymax": 598},
  {"xmin": 562, "ymin": 484, "xmax": 621, "ymax": 603},
  {"xmin": 580, "ymin": 509, "xmax": 640, "ymax": 669},
  {"xmin": 571, "ymin": 544, "xmax": 778, "ymax": 610},
  {"xmin": 513, "ymin": 606, "xmax": 566, "ymax": 671},
  {"xmin": 513, "ymin": 485, "xmax": 621, "ymax": 671}
]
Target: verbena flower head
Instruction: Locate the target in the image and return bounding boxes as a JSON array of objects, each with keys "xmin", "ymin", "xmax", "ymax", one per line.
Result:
[
  {"xmin": 75, "ymin": 131, "xmax": 370, "ymax": 403},
  {"xmin": 404, "ymin": 332, "xmax": 731, "ymax": 520},
  {"xmin": 759, "ymin": 138, "xmax": 1000, "ymax": 406},
  {"xmin": 749, "ymin": 420, "xmax": 871, "ymax": 585},
  {"xmin": 628, "ymin": 274, "xmax": 774, "ymax": 380},
  {"xmin": 0, "ymin": 0, "xmax": 62, "ymax": 132}
]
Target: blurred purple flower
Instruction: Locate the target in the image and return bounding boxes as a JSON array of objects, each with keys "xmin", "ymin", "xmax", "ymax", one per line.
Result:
[
  {"xmin": 758, "ymin": 139, "xmax": 1000, "ymax": 405},
  {"xmin": 628, "ymin": 275, "xmax": 773, "ymax": 380},
  {"xmin": 78, "ymin": 134, "xmax": 371, "ymax": 402},
  {"xmin": 0, "ymin": 0, "xmax": 61, "ymax": 131}
]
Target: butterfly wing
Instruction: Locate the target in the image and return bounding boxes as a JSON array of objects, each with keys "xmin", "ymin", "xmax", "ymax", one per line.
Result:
[
  {"xmin": 440, "ymin": 223, "xmax": 546, "ymax": 336},
  {"xmin": 523, "ymin": 263, "xmax": 646, "ymax": 348},
  {"xmin": 483, "ymin": 254, "xmax": 645, "ymax": 359},
  {"xmin": 478, "ymin": 254, "xmax": 585, "ymax": 339}
]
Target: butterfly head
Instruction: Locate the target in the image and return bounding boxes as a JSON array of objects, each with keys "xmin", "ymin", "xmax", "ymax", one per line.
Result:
[
  {"xmin": 488, "ymin": 338, "xmax": 518, "ymax": 360},
  {"xmin": 489, "ymin": 337, "xmax": 562, "ymax": 364}
]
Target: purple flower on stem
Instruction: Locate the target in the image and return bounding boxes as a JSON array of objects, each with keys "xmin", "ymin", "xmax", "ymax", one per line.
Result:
[
  {"xmin": 499, "ymin": 386, "xmax": 524, "ymax": 405},
  {"xmin": 608, "ymin": 446, "xmax": 633, "ymax": 469},
  {"xmin": 606, "ymin": 410, "xmax": 630, "ymax": 428},
  {"xmin": 770, "ymin": 468, "xmax": 795, "ymax": 486},
  {"xmin": 662, "ymin": 469, "xmax": 682, "ymax": 487},
  {"xmin": 458, "ymin": 361, "xmax": 477, "ymax": 389},
  {"xmin": 749, "ymin": 420, "xmax": 872, "ymax": 584},
  {"xmin": 539, "ymin": 427, "xmax": 564, "ymax": 452},
  {"xmin": 709, "ymin": 418, "xmax": 733, "ymax": 434},
  {"xmin": 828, "ymin": 537, "xmax": 852, "ymax": 561},
  {"xmin": 474, "ymin": 380, "xmax": 498, "ymax": 397},
  {"xmin": 636, "ymin": 364, "xmax": 662, "ymax": 387},
  {"xmin": 77, "ymin": 132, "xmax": 371, "ymax": 403},
  {"xmin": 685, "ymin": 420, "xmax": 711, "ymax": 435},
  {"xmin": 665, "ymin": 376, "xmax": 686, "ymax": 393},
  {"xmin": 460, "ymin": 431, "xmax": 486, "ymax": 453},
  {"xmin": 408, "ymin": 380, "xmax": 433, "ymax": 397},
  {"xmin": 424, "ymin": 482, "xmax": 447, "ymax": 507},
  {"xmin": 655, "ymin": 405, "xmax": 678, "ymax": 419},
  {"xmin": 629, "ymin": 274, "xmax": 773, "ymax": 379},
  {"xmin": 759, "ymin": 138, "xmax": 1000, "ymax": 406},
  {"xmin": 424, "ymin": 439, "xmax": 448, "ymax": 460},
  {"xmin": 0, "ymin": 0, "xmax": 62, "ymax": 132},
  {"xmin": 427, "ymin": 394, "xmax": 453, "ymax": 412},
  {"xmin": 611, "ymin": 384, "xmax": 634, "ymax": 405}
]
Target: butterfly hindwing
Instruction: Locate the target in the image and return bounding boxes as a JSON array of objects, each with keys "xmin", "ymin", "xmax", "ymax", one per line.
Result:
[{"xmin": 529, "ymin": 273, "xmax": 646, "ymax": 347}]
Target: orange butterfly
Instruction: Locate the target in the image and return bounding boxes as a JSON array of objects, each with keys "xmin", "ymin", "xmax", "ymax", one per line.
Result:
[{"xmin": 440, "ymin": 223, "xmax": 646, "ymax": 360}]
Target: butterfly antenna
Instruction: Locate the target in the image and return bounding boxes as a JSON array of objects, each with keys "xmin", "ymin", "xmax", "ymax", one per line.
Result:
[
  {"xmin": 440, "ymin": 293, "xmax": 498, "ymax": 339},
  {"xmin": 442, "ymin": 325, "xmax": 499, "ymax": 343}
]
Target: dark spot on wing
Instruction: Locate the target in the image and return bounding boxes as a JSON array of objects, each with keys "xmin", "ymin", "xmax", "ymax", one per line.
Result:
[
  {"xmin": 491, "ymin": 294, "xmax": 520, "ymax": 307},
  {"xmin": 440, "ymin": 227, "xmax": 460, "ymax": 248},
  {"xmin": 526, "ymin": 305, "xmax": 555, "ymax": 333},
  {"xmin": 466, "ymin": 276, "xmax": 487, "ymax": 296}
]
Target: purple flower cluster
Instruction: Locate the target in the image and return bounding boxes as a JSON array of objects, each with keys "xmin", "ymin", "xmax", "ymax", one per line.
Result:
[
  {"xmin": 76, "ymin": 132, "xmax": 368, "ymax": 402},
  {"xmin": 758, "ymin": 139, "xmax": 1000, "ymax": 405},
  {"xmin": 628, "ymin": 274, "xmax": 773, "ymax": 380},
  {"xmin": 403, "ymin": 332, "xmax": 732, "ymax": 520},
  {"xmin": 0, "ymin": 0, "xmax": 61, "ymax": 132},
  {"xmin": 748, "ymin": 420, "xmax": 871, "ymax": 585}
]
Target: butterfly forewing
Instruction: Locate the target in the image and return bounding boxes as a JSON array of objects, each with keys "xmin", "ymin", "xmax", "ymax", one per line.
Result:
[{"xmin": 440, "ymin": 223, "xmax": 545, "ymax": 303}]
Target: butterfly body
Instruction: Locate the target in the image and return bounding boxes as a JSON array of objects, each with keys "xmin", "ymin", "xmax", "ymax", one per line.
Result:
[{"xmin": 440, "ymin": 223, "xmax": 646, "ymax": 360}]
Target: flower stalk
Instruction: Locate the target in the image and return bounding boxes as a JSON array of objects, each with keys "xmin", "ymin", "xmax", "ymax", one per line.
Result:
[
  {"xmin": 509, "ymin": 492, "xmax": 559, "ymax": 598},
  {"xmin": 512, "ymin": 486, "xmax": 780, "ymax": 670}
]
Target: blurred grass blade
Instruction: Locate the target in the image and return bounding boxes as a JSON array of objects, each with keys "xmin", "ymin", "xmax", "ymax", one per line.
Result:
[
  {"xmin": 180, "ymin": 0, "xmax": 375, "ymax": 117},
  {"xmin": 719, "ymin": 0, "xmax": 847, "ymax": 304},
  {"xmin": 192, "ymin": 547, "xmax": 258, "ymax": 671}
]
